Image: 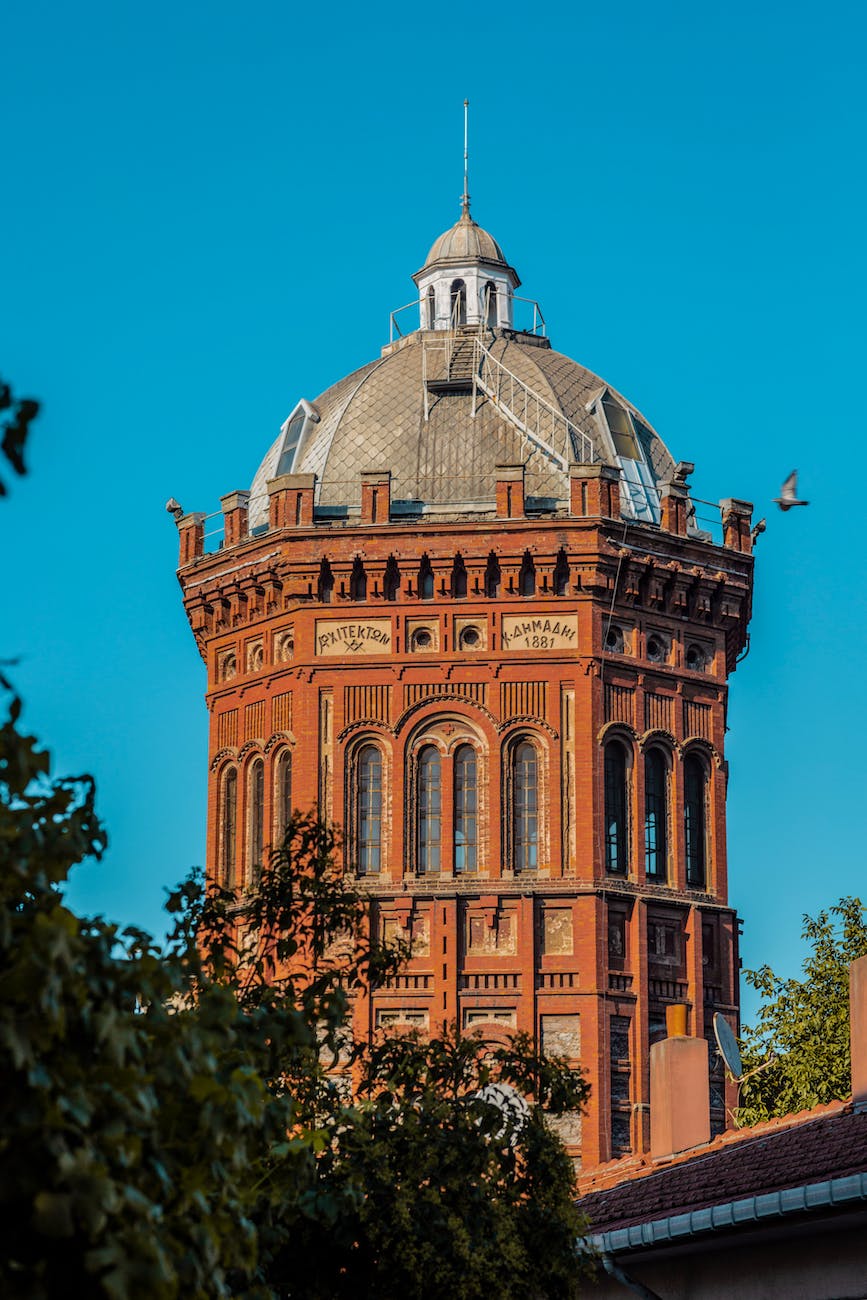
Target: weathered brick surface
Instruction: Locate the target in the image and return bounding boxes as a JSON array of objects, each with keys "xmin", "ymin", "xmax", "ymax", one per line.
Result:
[{"xmin": 179, "ymin": 476, "xmax": 753, "ymax": 1171}]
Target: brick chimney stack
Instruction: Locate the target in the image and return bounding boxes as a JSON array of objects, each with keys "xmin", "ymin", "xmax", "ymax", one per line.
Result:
[
  {"xmin": 649, "ymin": 1004, "xmax": 711, "ymax": 1159},
  {"xmin": 851, "ymin": 956, "xmax": 867, "ymax": 1111}
]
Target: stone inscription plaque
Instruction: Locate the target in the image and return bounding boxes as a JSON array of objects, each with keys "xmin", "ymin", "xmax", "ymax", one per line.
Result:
[
  {"xmin": 315, "ymin": 619, "xmax": 392, "ymax": 656},
  {"xmin": 501, "ymin": 614, "xmax": 578, "ymax": 651}
]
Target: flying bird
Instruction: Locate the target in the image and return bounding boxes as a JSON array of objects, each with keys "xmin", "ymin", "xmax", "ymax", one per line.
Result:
[{"xmin": 774, "ymin": 471, "xmax": 809, "ymax": 511}]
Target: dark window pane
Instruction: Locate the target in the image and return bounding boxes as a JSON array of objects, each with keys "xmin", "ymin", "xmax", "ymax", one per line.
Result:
[
  {"xmin": 454, "ymin": 744, "xmax": 477, "ymax": 873},
  {"xmin": 358, "ymin": 745, "xmax": 382, "ymax": 874},
  {"xmin": 605, "ymin": 743, "xmax": 629, "ymax": 874},
  {"xmin": 222, "ymin": 768, "xmax": 237, "ymax": 887},
  {"xmin": 513, "ymin": 741, "xmax": 538, "ymax": 871},
  {"xmin": 644, "ymin": 749, "xmax": 668, "ymax": 879},
  {"xmin": 417, "ymin": 746, "xmax": 441, "ymax": 874},
  {"xmin": 684, "ymin": 755, "xmax": 707, "ymax": 886},
  {"xmin": 249, "ymin": 759, "xmax": 264, "ymax": 884}
]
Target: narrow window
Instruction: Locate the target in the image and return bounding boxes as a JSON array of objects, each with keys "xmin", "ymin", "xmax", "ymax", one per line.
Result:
[
  {"xmin": 605, "ymin": 742, "xmax": 629, "ymax": 875},
  {"xmin": 427, "ymin": 285, "xmax": 437, "ymax": 329},
  {"xmin": 454, "ymin": 745, "xmax": 477, "ymax": 873},
  {"xmin": 384, "ymin": 554, "xmax": 400, "ymax": 601},
  {"xmin": 350, "ymin": 556, "xmax": 367, "ymax": 601},
  {"xmin": 684, "ymin": 755, "xmax": 708, "ymax": 887},
  {"xmin": 519, "ymin": 551, "xmax": 536, "ymax": 597},
  {"xmin": 484, "ymin": 551, "xmax": 500, "ymax": 598},
  {"xmin": 318, "ymin": 558, "xmax": 334, "ymax": 604},
  {"xmin": 275, "ymin": 750, "xmax": 292, "ymax": 844},
  {"xmin": 248, "ymin": 758, "xmax": 265, "ymax": 887},
  {"xmin": 450, "ymin": 279, "xmax": 467, "ymax": 327},
  {"xmin": 451, "ymin": 554, "xmax": 467, "ymax": 599},
  {"xmin": 484, "ymin": 280, "xmax": 497, "ymax": 327},
  {"xmin": 357, "ymin": 745, "xmax": 383, "ymax": 875},
  {"xmin": 419, "ymin": 554, "xmax": 435, "ymax": 600},
  {"xmin": 221, "ymin": 767, "xmax": 237, "ymax": 888},
  {"xmin": 513, "ymin": 741, "xmax": 539, "ymax": 871},
  {"xmin": 602, "ymin": 394, "xmax": 640, "ymax": 460},
  {"xmin": 644, "ymin": 749, "xmax": 668, "ymax": 880},
  {"xmin": 553, "ymin": 548, "xmax": 570, "ymax": 596},
  {"xmin": 417, "ymin": 746, "xmax": 441, "ymax": 874}
]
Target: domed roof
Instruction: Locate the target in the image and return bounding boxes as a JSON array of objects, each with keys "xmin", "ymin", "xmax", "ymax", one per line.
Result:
[
  {"xmin": 248, "ymin": 332, "xmax": 675, "ymax": 529},
  {"xmin": 421, "ymin": 209, "xmax": 510, "ymax": 270}
]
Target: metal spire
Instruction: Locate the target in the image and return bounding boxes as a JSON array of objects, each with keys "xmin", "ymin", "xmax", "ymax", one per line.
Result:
[{"xmin": 461, "ymin": 98, "xmax": 471, "ymax": 219}]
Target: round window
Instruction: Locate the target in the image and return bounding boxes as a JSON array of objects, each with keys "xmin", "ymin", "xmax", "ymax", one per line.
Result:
[
  {"xmin": 412, "ymin": 628, "xmax": 433, "ymax": 651},
  {"xmin": 460, "ymin": 626, "xmax": 480, "ymax": 649},
  {"xmin": 647, "ymin": 635, "xmax": 665, "ymax": 663},
  {"xmin": 686, "ymin": 644, "xmax": 706, "ymax": 671}
]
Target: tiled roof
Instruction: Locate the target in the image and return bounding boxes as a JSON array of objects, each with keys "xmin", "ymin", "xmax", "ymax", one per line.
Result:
[
  {"xmin": 248, "ymin": 330, "xmax": 675, "ymax": 528},
  {"xmin": 577, "ymin": 1101, "xmax": 867, "ymax": 1236}
]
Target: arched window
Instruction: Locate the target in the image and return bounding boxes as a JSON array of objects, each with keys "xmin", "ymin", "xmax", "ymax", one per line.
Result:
[
  {"xmin": 553, "ymin": 548, "xmax": 570, "ymax": 596},
  {"xmin": 384, "ymin": 554, "xmax": 400, "ymax": 601},
  {"xmin": 684, "ymin": 754, "xmax": 708, "ymax": 887},
  {"xmin": 451, "ymin": 554, "xmax": 467, "ymax": 599},
  {"xmin": 274, "ymin": 750, "xmax": 292, "ymax": 844},
  {"xmin": 248, "ymin": 758, "xmax": 265, "ymax": 887},
  {"xmin": 484, "ymin": 551, "xmax": 500, "ymax": 598},
  {"xmin": 417, "ymin": 746, "xmax": 441, "ymax": 874},
  {"xmin": 357, "ymin": 745, "xmax": 383, "ymax": 875},
  {"xmin": 519, "ymin": 551, "xmax": 536, "ymax": 597},
  {"xmin": 318, "ymin": 558, "xmax": 334, "ymax": 604},
  {"xmin": 605, "ymin": 742, "xmax": 629, "ymax": 875},
  {"xmin": 418, "ymin": 554, "xmax": 435, "ymax": 600},
  {"xmin": 350, "ymin": 556, "xmax": 367, "ymax": 601},
  {"xmin": 513, "ymin": 741, "xmax": 539, "ymax": 871},
  {"xmin": 220, "ymin": 767, "xmax": 237, "ymax": 888},
  {"xmin": 427, "ymin": 285, "xmax": 437, "ymax": 329},
  {"xmin": 450, "ymin": 279, "xmax": 467, "ymax": 326},
  {"xmin": 484, "ymin": 280, "xmax": 497, "ymax": 327},
  {"xmin": 454, "ymin": 745, "xmax": 477, "ymax": 873},
  {"xmin": 644, "ymin": 749, "xmax": 668, "ymax": 880}
]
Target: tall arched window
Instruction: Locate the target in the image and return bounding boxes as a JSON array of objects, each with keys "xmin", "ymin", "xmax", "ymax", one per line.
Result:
[
  {"xmin": 357, "ymin": 745, "xmax": 383, "ymax": 875},
  {"xmin": 605, "ymin": 742, "xmax": 629, "ymax": 875},
  {"xmin": 450, "ymin": 279, "xmax": 467, "ymax": 326},
  {"xmin": 519, "ymin": 551, "xmax": 536, "ymax": 597},
  {"xmin": 350, "ymin": 556, "xmax": 367, "ymax": 601},
  {"xmin": 454, "ymin": 744, "xmax": 477, "ymax": 873},
  {"xmin": 274, "ymin": 750, "xmax": 292, "ymax": 844},
  {"xmin": 644, "ymin": 749, "xmax": 668, "ymax": 880},
  {"xmin": 426, "ymin": 285, "xmax": 437, "ymax": 328},
  {"xmin": 484, "ymin": 280, "xmax": 497, "ymax": 327},
  {"xmin": 418, "ymin": 554, "xmax": 435, "ymax": 600},
  {"xmin": 513, "ymin": 741, "xmax": 539, "ymax": 871},
  {"xmin": 684, "ymin": 754, "xmax": 708, "ymax": 887},
  {"xmin": 417, "ymin": 746, "xmax": 441, "ymax": 874},
  {"xmin": 248, "ymin": 758, "xmax": 265, "ymax": 887},
  {"xmin": 221, "ymin": 767, "xmax": 237, "ymax": 888}
]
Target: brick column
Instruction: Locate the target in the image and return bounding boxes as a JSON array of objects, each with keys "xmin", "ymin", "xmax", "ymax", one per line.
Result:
[
  {"xmin": 495, "ymin": 464, "xmax": 525, "ymax": 518},
  {"xmin": 267, "ymin": 473, "xmax": 315, "ymax": 529},
  {"xmin": 220, "ymin": 490, "xmax": 250, "ymax": 547},
  {"xmin": 177, "ymin": 511, "xmax": 205, "ymax": 566},
  {"xmin": 569, "ymin": 463, "xmax": 620, "ymax": 518},
  {"xmin": 361, "ymin": 471, "xmax": 391, "ymax": 525},
  {"xmin": 720, "ymin": 498, "xmax": 754, "ymax": 552}
]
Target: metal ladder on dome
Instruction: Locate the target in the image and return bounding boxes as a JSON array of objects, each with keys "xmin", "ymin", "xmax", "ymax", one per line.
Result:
[{"xmin": 469, "ymin": 334, "xmax": 596, "ymax": 470}]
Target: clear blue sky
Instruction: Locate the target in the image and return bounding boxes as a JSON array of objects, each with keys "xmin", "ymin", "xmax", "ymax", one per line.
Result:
[{"xmin": 3, "ymin": 0, "xmax": 865, "ymax": 1023}]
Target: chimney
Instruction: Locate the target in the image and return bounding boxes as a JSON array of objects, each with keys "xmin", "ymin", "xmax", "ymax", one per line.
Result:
[
  {"xmin": 649, "ymin": 1004, "xmax": 710, "ymax": 1159},
  {"xmin": 851, "ymin": 956, "xmax": 867, "ymax": 1111}
]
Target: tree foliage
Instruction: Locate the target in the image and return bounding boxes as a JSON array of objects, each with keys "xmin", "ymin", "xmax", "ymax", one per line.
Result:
[
  {"xmin": 0, "ymin": 686, "xmax": 591, "ymax": 1299},
  {"xmin": 737, "ymin": 897, "xmax": 867, "ymax": 1126},
  {"xmin": 0, "ymin": 377, "xmax": 39, "ymax": 496}
]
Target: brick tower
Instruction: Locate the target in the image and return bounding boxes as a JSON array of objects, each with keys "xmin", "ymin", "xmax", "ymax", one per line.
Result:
[{"xmin": 175, "ymin": 199, "xmax": 755, "ymax": 1168}]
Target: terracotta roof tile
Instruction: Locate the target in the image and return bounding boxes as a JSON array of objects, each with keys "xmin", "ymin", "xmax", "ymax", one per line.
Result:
[{"xmin": 577, "ymin": 1102, "xmax": 867, "ymax": 1235}]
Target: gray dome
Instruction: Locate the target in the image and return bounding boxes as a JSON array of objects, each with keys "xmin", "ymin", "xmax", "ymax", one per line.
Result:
[
  {"xmin": 420, "ymin": 210, "xmax": 511, "ymax": 272},
  {"xmin": 248, "ymin": 331, "xmax": 675, "ymax": 528}
]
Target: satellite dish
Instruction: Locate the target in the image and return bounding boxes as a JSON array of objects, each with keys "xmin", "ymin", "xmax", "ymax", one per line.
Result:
[{"xmin": 713, "ymin": 1012, "xmax": 743, "ymax": 1082}]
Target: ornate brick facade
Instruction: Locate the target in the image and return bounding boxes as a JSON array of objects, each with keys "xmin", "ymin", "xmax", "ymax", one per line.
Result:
[{"xmin": 176, "ymin": 206, "xmax": 755, "ymax": 1169}]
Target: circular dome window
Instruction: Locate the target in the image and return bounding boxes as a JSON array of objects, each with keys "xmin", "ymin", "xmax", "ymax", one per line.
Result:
[
  {"xmin": 686, "ymin": 644, "xmax": 706, "ymax": 672},
  {"xmin": 605, "ymin": 625, "xmax": 625, "ymax": 654},
  {"xmin": 460, "ymin": 626, "xmax": 481, "ymax": 650},
  {"xmin": 412, "ymin": 628, "xmax": 434, "ymax": 651},
  {"xmin": 647, "ymin": 635, "xmax": 666, "ymax": 663}
]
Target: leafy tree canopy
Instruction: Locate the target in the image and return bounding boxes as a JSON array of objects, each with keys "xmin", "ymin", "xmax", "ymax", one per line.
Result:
[{"xmin": 737, "ymin": 897, "xmax": 867, "ymax": 1126}]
